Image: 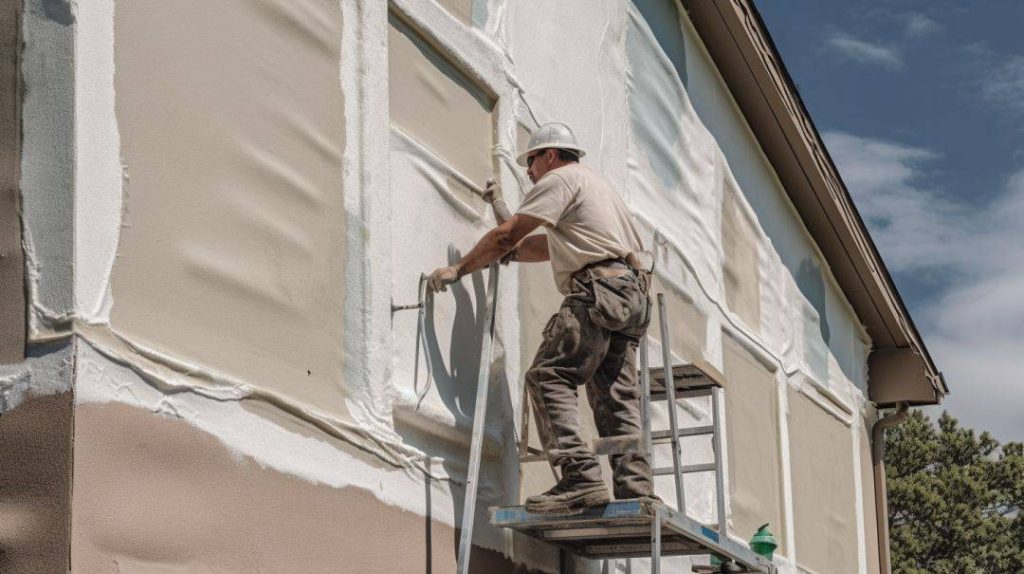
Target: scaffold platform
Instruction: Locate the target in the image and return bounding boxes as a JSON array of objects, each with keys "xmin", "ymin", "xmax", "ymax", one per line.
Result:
[{"xmin": 491, "ymin": 499, "xmax": 774, "ymax": 573}]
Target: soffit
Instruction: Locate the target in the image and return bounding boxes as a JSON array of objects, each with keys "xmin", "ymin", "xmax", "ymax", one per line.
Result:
[{"xmin": 680, "ymin": 0, "xmax": 946, "ymax": 403}]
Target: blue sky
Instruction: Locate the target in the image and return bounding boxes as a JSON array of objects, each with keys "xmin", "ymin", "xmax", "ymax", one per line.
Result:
[{"xmin": 755, "ymin": 1, "xmax": 1024, "ymax": 443}]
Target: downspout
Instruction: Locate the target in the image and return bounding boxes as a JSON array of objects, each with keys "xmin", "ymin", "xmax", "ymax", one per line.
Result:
[{"xmin": 872, "ymin": 401, "xmax": 909, "ymax": 574}]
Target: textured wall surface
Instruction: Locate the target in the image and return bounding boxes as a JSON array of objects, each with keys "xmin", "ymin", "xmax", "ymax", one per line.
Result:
[
  {"xmin": 789, "ymin": 388, "xmax": 859, "ymax": 573},
  {"xmin": 723, "ymin": 336, "xmax": 785, "ymax": 554},
  {"xmin": 72, "ymin": 401, "xmax": 543, "ymax": 573},
  {"xmin": 0, "ymin": 389, "xmax": 73, "ymax": 572},
  {"xmin": 109, "ymin": 0, "xmax": 350, "ymax": 421},
  {"xmin": 2, "ymin": 1, "xmax": 885, "ymax": 572},
  {"xmin": 0, "ymin": 0, "xmax": 24, "ymax": 363}
]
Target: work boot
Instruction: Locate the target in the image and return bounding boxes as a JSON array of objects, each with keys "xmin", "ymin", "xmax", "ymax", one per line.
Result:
[
  {"xmin": 525, "ymin": 479, "xmax": 610, "ymax": 514},
  {"xmin": 617, "ymin": 492, "xmax": 662, "ymax": 503}
]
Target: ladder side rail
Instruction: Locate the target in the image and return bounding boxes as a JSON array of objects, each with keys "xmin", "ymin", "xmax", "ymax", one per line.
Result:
[
  {"xmin": 655, "ymin": 293, "xmax": 686, "ymax": 513},
  {"xmin": 517, "ymin": 380, "xmax": 531, "ymax": 500},
  {"xmin": 712, "ymin": 387, "xmax": 727, "ymax": 535},
  {"xmin": 651, "ymin": 506, "xmax": 662, "ymax": 574},
  {"xmin": 457, "ymin": 265, "xmax": 501, "ymax": 574},
  {"xmin": 639, "ymin": 337, "xmax": 653, "ymax": 460}
]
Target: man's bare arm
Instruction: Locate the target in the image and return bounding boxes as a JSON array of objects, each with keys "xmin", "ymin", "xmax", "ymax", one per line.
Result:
[
  {"xmin": 453, "ymin": 213, "xmax": 544, "ymax": 277},
  {"xmin": 510, "ymin": 234, "xmax": 550, "ymax": 262}
]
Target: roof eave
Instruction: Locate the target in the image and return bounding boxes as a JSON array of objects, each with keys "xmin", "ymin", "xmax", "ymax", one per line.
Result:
[{"xmin": 678, "ymin": 0, "xmax": 946, "ymax": 406}]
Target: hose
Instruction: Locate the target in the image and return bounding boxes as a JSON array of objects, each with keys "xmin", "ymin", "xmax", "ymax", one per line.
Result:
[{"xmin": 412, "ymin": 274, "xmax": 434, "ymax": 410}]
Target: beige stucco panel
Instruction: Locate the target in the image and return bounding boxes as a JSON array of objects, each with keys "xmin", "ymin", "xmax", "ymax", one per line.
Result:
[
  {"xmin": 722, "ymin": 336, "xmax": 785, "ymax": 552},
  {"xmin": 860, "ymin": 416, "xmax": 881, "ymax": 574},
  {"xmin": 109, "ymin": 0, "xmax": 348, "ymax": 415},
  {"xmin": 389, "ymin": 12, "xmax": 495, "ymax": 187},
  {"xmin": 722, "ymin": 179, "xmax": 761, "ymax": 332},
  {"xmin": 788, "ymin": 388, "xmax": 859, "ymax": 574},
  {"xmin": 71, "ymin": 403, "xmax": 545, "ymax": 573},
  {"xmin": 0, "ymin": 392, "xmax": 72, "ymax": 573},
  {"xmin": 651, "ymin": 276, "xmax": 707, "ymax": 361}
]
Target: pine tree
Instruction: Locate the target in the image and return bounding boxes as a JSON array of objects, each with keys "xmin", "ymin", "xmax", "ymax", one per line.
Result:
[{"xmin": 885, "ymin": 410, "xmax": 1024, "ymax": 573}]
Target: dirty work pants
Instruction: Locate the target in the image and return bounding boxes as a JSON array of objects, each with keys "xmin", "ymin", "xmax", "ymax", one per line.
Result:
[{"xmin": 524, "ymin": 269, "xmax": 653, "ymax": 499}]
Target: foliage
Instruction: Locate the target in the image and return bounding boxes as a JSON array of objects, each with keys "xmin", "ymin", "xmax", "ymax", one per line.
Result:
[{"xmin": 885, "ymin": 410, "xmax": 1023, "ymax": 573}]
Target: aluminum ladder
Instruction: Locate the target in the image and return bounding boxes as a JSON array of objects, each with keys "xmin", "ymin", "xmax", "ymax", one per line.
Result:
[
  {"xmin": 493, "ymin": 293, "xmax": 774, "ymax": 573},
  {"xmin": 454, "ymin": 264, "xmax": 501, "ymax": 574},
  {"xmin": 393, "ymin": 264, "xmax": 503, "ymax": 574}
]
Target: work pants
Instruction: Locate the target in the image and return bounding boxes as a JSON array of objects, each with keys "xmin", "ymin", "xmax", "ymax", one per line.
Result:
[{"xmin": 524, "ymin": 267, "xmax": 654, "ymax": 499}]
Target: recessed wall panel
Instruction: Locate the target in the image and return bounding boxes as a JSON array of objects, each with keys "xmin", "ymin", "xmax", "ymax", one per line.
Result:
[
  {"xmin": 860, "ymin": 417, "xmax": 880, "ymax": 574},
  {"xmin": 789, "ymin": 388, "xmax": 859, "ymax": 573},
  {"xmin": 723, "ymin": 336, "xmax": 784, "ymax": 553},
  {"xmin": 109, "ymin": 0, "xmax": 348, "ymax": 415},
  {"xmin": 388, "ymin": 13, "xmax": 495, "ymax": 187},
  {"xmin": 651, "ymin": 276, "xmax": 706, "ymax": 362},
  {"xmin": 723, "ymin": 179, "xmax": 761, "ymax": 331}
]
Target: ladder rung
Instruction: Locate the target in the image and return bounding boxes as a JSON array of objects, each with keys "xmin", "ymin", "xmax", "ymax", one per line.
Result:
[
  {"xmin": 593, "ymin": 425, "xmax": 716, "ymax": 454},
  {"xmin": 592, "ymin": 435, "xmax": 641, "ymax": 455},
  {"xmin": 652, "ymin": 462, "xmax": 717, "ymax": 476},
  {"xmin": 651, "ymin": 426, "xmax": 714, "ymax": 442},
  {"xmin": 520, "ymin": 446, "xmax": 548, "ymax": 462}
]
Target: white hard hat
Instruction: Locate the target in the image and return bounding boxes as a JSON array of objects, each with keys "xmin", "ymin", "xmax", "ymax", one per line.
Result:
[{"xmin": 516, "ymin": 122, "xmax": 587, "ymax": 167}]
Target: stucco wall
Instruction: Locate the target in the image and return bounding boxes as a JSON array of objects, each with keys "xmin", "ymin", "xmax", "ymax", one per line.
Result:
[{"xmin": 1, "ymin": 1, "xmax": 883, "ymax": 573}]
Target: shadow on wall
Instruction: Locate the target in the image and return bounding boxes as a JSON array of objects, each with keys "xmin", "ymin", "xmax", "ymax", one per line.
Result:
[
  {"xmin": 633, "ymin": 0, "xmax": 688, "ymax": 87},
  {"xmin": 414, "ymin": 247, "xmax": 525, "ymax": 571},
  {"xmin": 796, "ymin": 258, "xmax": 831, "ymax": 347},
  {"xmin": 422, "ymin": 247, "xmax": 488, "ymax": 421},
  {"xmin": 35, "ymin": 0, "xmax": 74, "ymax": 26},
  {"xmin": 796, "ymin": 258, "xmax": 840, "ymax": 383}
]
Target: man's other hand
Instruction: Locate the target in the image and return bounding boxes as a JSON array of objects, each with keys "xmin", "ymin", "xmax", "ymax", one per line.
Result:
[
  {"xmin": 427, "ymin": 266, "xmax": 460, "ymax": 293},
  {"xmin": 481, "ymin": 179, "xmax": 500, "ymax": 204}
]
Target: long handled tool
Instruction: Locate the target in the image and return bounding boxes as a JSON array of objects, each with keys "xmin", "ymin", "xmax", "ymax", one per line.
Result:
[
  {"xmin": 457, "ymin": 263, "xmax": 500, "ymax": 574},
  {"xmin": 392, "ymin": 264, "xmax": 501, "ymax": 573},
  {"xmin": 393, "ymin": 179, "xmax": 506, "ymax": 572}
]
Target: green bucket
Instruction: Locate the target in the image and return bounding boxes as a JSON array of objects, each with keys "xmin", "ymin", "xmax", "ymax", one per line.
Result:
[{"xmin": 749, "ymin": 523, "xmax": 777, "ymax": 560}]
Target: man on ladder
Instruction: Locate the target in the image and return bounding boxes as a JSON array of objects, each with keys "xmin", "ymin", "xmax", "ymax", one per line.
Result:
[{"xmin": 426, "ymin": 122, "xmax": 656, "ymax": 515}]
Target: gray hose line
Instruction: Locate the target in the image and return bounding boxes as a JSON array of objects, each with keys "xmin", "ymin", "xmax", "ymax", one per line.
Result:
[{"xmin": 412, "ymin": 274, "xmax": 434, "ymax": 409}]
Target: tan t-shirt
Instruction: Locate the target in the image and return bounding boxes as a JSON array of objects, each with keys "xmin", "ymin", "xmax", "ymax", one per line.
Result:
[{"xmin": 517, "ymin": 163, "xmax": 644, "ymax": 294}]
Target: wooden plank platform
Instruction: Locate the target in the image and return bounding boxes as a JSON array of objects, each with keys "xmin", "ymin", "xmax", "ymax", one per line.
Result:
[
  {"xmin": 491, "ymin": 500, "xmax": 773, "ymax": 572},
  {"xmin": 647, "ymin": 361, "xmax": 726, "ymax": 394}
]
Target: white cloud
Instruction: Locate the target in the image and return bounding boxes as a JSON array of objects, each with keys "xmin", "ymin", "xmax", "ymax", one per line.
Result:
[
  {"xmin": 981, "ymin": 54, "xmax": 1024, "ymax": 120},
  {"xmin": 822, "ymin": 132, "xmax": 968, "ymax": 271},
  {"xmin": 826, "ymin": 130, "xmax": 1024, "ymax": 442},
  {"xmin": 826, "ymin": 33, "xmax": 903, "ymax": 69},
  {"xmin": 904, "ymin": 13, "xmax": 943, "ymax": 39}
]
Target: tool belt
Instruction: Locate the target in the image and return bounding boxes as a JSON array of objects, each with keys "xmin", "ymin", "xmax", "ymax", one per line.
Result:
[
  {"xmin": 577, "ymin": 258, "xmax": 630, "ymax": 278},
  {"xmin": 574, "ymin": 256, "xmax": 652, "ymax": 294}
]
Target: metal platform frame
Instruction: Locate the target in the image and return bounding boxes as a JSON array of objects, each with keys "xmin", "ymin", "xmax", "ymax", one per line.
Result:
[
  {"xmin": 492, "ymin": 499, "xmax": 773, "ymax": 573},
  {"xmin": 491, "ymin": 293, "xmax": 775, "ymax": 573}
]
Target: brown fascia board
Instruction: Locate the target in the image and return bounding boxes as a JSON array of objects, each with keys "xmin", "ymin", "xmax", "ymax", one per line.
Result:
[{"xmin": 679, "ymin": 0, "xmax": 947, "ymax": 404}]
